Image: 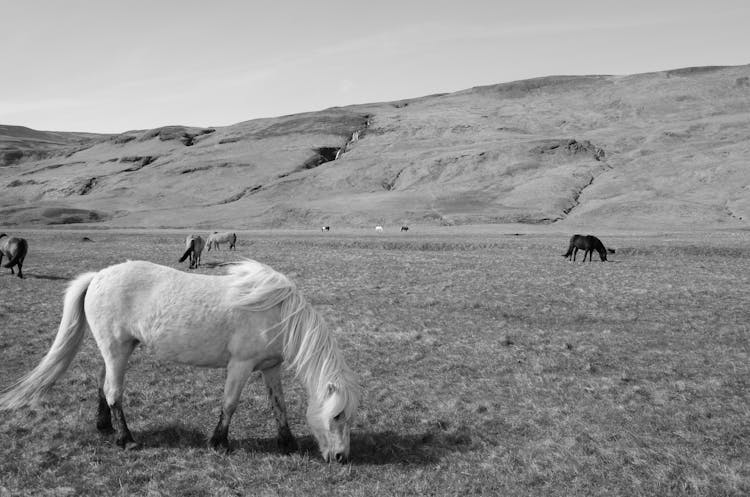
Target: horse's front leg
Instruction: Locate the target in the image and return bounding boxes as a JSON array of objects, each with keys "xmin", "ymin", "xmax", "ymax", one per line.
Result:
[
  {"xmin": 261, "ymin": 364, "xmax": 298, "ymax": 454},
  {"xmin": 210, "ymin": 360, "xmax": 254, "ymax": 451}
]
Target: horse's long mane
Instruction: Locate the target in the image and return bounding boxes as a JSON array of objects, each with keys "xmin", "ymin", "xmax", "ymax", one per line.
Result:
[
  {"xmin": 226, "ymin": 260, "xmax": 297, "ymax": 311},
  {"xmin": 227, "ymin": 260, "xmax": 360, "ymax": 416}
]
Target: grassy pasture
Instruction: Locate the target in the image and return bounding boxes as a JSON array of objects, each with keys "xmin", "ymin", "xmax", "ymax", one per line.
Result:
[{"xmin": 0, "ymin": 229, "xmax": 748, "ymax": 496}]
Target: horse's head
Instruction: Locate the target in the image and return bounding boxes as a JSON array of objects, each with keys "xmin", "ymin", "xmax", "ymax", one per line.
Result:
[
  {"xmin": 306, "ymin": 381, "xmax": 358, "ymax": 463},
  {"xmin": 599, "ymin": 250, "xmax": 608, "ymax": 261}
]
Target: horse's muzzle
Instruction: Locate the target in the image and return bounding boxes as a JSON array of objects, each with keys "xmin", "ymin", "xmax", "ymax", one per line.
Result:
[{"xmin": 327, "ymin": 452, "xmax": 348, "ymax": 464}]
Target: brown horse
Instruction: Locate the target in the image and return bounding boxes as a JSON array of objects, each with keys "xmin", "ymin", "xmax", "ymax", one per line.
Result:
[
  {"xmin": 562, "ymin": 234, "xmax": 613, "ymax": 262},
  {"xmin": 0, "ymin": 234, "xmax": 28, "ymax": 278}
]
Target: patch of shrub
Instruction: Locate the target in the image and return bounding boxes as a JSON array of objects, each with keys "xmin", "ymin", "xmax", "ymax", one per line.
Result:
[{"xmin": 2, "ymin": 149, "xmax": 24, "ymax": 166}]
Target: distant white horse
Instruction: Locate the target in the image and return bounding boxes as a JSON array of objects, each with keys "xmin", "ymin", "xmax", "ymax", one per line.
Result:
[
  {"xmin": 179, "ymin": 234, "xmax": 204, "ymax": 269},
  {"xmin": 206, "ymin": 232, "xmax": 237, "ymax": 251},
  {"xmin": 375, "ymin": 226, "xmax": 383, "ymax": 233},
  {"xmin": 0, "ymin": 260, "xmax": 361, "ymax": 463}
]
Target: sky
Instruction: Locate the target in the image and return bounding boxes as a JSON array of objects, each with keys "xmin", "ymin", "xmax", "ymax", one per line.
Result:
[{"xmin": 1, "ymin": 0, "xmax": 749, "ymax": 133}]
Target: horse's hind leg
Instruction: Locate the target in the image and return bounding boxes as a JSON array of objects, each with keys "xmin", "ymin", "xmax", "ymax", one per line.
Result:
[
  {"xmin": 261, "ymin": 364, "xmax": 298, "ymax": 453},
  {"xmin": 101, "ymin": 340, "xmax": 139, "ymax": 449},
  {"xmin": 16, "ymin": 262, "xmax": 23, "ymax": 278},
  {"xmin": 96, "ymin": 364, "xmax": 113, "ymax": 434},
  {"xmin": 210, "ymin": 359, "xmax": 254, "ymax": 450}
]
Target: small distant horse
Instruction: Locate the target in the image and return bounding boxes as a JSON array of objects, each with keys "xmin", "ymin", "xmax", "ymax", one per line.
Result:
[
  {"xmin": 179, "ymin": 234, "xmax": 205, "ymax": 269},
  {"xmin": 375, "ymin": 226, "xmax": 383, "ymax": 233},
  {"xmin": 206, "ymin": 232, "xmax": 237, "ymax": 251},
  {"xmin": 321, "ymin": 226, "xmax": 330, "ymax": 232},
  {"xmin": 562, "ymin": 234, "xmax": 612, "ymax": 262},
  {"xmin": 400, "ymin": 226, "xmax": 409, "ymax": 232},
  {"xmin": 0, "ymin": 233, "xmax": 28, "ymax": 278},
  {"xmin": 0, "ymin": 260, "xmax": 361, "ymax": 463}
]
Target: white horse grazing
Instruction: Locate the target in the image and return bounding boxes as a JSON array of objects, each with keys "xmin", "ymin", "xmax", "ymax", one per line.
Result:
[
  {"xmin": 0, "ymin": 260, "xmax": 361, "ymax": 463},
  {"xmin": 179, "ymin": 234, "xmax": 204, "ymax": 269},
  {"xmin": 375, "ymin": 226, "xmax": 383, "ymax": 233},
  {"xmin": 206, "ymin": 232, "xmax": 237, "ymax": 252}
]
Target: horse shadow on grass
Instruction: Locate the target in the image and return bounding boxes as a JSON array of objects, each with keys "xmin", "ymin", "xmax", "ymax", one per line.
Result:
[
  {"xmin": 23, "ymin": 274, "xmax": 70, "ymax": 281},
  {"xmin": 129, "ymin": 425, "xmax": 472, "ymax": 465},
  {"xmin": 200, "ymin": 261, "xmax": 235, "ymax": 270}
]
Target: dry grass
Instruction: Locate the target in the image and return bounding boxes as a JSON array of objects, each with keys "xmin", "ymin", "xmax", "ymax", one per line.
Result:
[{"xmin": 0, "ymin": 229, "xmax": 748, "ymax": 496}]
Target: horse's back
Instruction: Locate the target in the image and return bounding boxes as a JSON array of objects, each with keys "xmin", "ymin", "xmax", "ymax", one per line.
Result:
[
  {"xmin": 87, "ymin": 261, "xmax": 183, "ymax": 314},
  {"xmin": 215, "ymin": 232, "xmax": 235, "ymax": 243},
  {"xmin": 194, "ymin": 236, "xmax": 205, "ymax": 253},
  {"xmin": 85, "ymin": 261, "xmax": 282, "ymax": 366},
  {"xmin": 569, "ymin": 234, "xmax": 600, "ymax": 248}
]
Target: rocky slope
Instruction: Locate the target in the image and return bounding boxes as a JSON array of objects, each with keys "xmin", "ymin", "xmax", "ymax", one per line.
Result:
[{"xmin": 1, "ymin": 64, "xmax": 749, "ymax": 230}]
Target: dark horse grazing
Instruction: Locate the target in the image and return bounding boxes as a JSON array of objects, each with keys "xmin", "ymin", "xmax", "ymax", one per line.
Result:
[
  {"xmin": 0, "ymin": 233, "xmax": 28, "ymax": 278},
  {"xmin": 563, "ymin": 234, "xmax": 613, "ymax": 262}
]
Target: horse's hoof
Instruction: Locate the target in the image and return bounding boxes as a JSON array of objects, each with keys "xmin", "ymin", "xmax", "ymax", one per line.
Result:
[
  {"xmin": 208, "ymin": 437, "xmax": 231, "ymax": 453},
  {"xmin": 115, "ymin": 436, "xmax": 139, "ymax": 450},
  {"xmin": 96, "ymin": 424, "xmax": 114, "ymax": 435},
  {"xmin": 278, "ymin": 435, "xmax": 298, "ymax": 454}
]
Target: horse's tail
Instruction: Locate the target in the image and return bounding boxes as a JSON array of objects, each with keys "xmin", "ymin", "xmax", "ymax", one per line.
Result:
[
  {"xmin": 2, "ymin": 239, "xmax": 28, "ymax": 268},
  {"xmin": 562, "ymin": 242, "xmax": 574, "ymax": 258},
  {"xmin": 0, "ymin": 271, "xmax": 97, "ymax": 410},
  {"xmin": 179, "ymin": 240, "xmax": 194, "ymax": 263}
]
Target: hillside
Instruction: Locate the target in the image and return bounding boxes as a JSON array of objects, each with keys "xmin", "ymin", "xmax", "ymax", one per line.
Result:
[{"xmin": 1, "ymin": 64, "xmax": 749, "ymax": 230}]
